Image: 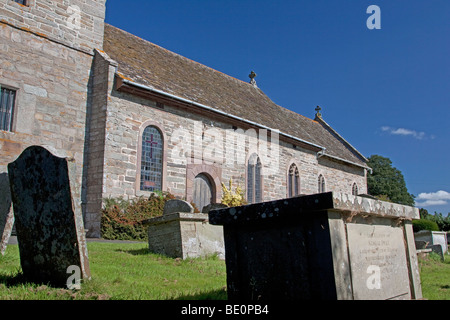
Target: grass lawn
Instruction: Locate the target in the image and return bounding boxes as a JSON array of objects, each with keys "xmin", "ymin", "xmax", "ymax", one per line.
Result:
[
  {"xmin": 418, "ymin": 252, "xmax": 450, "ymax": 300},
  {"xmin": 0, "ymin": 242, "xmax": 227, "ymax": 300},
  {"xmin": 0, "ymin": 242, "xmax": 449, "ymax": 300}
]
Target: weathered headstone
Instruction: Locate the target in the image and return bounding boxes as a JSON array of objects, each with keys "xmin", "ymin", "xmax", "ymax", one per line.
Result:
[
  {"xmin": 0, "ymin": 173, "xmax": 14, "ymax": 256},
  {"xmin": 8, "ymin": 146, "xmax": 90, "ymax": 287},
  {"xmin": 202, "ymin": 203, "xmax": 228, "ymax": 214},
  {"xmin": 414, "ymin": 230, "xmax": 448, "ymax": 255},
  {"xmin": 209, "ymin": 192, "xmax": 423, "ymax": 300},
  {"xmin": 163, "ymin": 199, "xmax": 194, "ymax": 215}
]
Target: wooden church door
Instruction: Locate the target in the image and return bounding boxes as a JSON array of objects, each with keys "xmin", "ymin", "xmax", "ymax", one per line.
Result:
[{"xmin": 192, "ymin": 173, "xmax": 214, "ymax": 212}]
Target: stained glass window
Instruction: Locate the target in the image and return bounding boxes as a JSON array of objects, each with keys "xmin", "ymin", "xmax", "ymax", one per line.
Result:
[{"xmin": 140, "ymin": 126, "xmax": 163, "ymax": 192}]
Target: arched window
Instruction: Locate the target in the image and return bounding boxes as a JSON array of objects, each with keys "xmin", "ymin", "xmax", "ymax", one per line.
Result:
[
  {"xmin": 318, "ymin": 174, "xmax": 326, "ymax": 193},
  {"xmin": 140, "ymin": 126, "xmax": 163, "ymax": 192},
  {"xmin": 247, "ymin": 153, "xmax": 262, "ymax": 204},
  {"xmin": 352, "ymin": 183, "xmax": 359, "ymax": 196},
  {"xmin": 288, "ymin": 163, "xmax": 300, "ymax": 198}
]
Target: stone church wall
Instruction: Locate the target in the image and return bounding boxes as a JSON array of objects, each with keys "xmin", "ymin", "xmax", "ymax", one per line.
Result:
[
  {"xmin": 0, "ymin": 0, "xmax": 105, "ymax": 54},
  {"xmin": 82, "ymin": 78, "xmax": 367, "ymax": 236},
  {"xmin": 100, "ymin": 89, "xmax": 367, "ymax": 201},
  {"xmin": 0, "ymin": 0, "xmax": 367, "ymax": 239},
  {"xmin": 0, "ymin": 0, "xmax": 106, "ymax": 236}
]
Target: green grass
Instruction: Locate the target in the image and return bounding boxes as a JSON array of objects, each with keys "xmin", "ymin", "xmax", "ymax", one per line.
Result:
[
  {"xmin": 418, "ymin": 252, "xmax": 450, "ymax": 300},
  {"xmin": 1, "ymin": 242, "xmax": 449, "ymax": 300},
  {"xmin": 0, "ymin": 242, "xmax": 227, "ymax": 300}
]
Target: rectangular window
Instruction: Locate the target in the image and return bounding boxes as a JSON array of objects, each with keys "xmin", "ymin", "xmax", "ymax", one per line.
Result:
[{"xmin": 0, "ymin": 87, "xmax": 16, "ymax": 132}]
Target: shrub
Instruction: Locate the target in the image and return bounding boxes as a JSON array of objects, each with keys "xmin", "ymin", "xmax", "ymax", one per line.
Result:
[
  {"xmin": 101, "ymin": 191, "xmax": 176, "ymax": 241},
  {"xmin": 427, "ymin": 213, "xmax": 450, "ymax": 232},
  {"xmin": 412, "ymin": 219, "xmax": 440, "ymax": 233},
  {"xmin": 221, "ymin": 179, "xmax": 247, "ymax": 207}
]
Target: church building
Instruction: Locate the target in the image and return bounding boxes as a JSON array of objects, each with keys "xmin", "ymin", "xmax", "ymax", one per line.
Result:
[{"xmin": 0, "ymin": 0, "xmax": 370, "ymax": 238}]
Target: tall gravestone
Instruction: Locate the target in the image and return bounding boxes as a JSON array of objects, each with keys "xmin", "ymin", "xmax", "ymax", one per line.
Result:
[
  {"xmin": 8, "ymin": 146, "xmax": 90, "ymax": 287},
  {"xmin": 209, "ymin": 192, "xmax": 423, "ymax": 300}
]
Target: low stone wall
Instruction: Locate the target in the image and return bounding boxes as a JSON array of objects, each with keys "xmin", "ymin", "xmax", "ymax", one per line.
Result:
[{"xmin": 145, "ymin": 212, "xmax": 225, "ymax": 260}]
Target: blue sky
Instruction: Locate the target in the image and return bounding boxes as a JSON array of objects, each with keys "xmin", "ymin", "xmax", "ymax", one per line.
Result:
[{"xmin": 105, "ymin": 0, "xmax": 450, "ymax": 215}]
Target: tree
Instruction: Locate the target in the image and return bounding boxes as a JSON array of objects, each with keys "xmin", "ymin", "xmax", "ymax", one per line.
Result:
[
  {"xmin": 419, "ymin": 208, "xmax": 430, "ymax": 219},
  {"xmin": 367, "ymin": 155, "xmax": 415, "ymax": 206}
]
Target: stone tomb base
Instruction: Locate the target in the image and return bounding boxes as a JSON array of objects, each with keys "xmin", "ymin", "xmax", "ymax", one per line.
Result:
[
  {"xmin": 144, "ymin": 212, "xmax": 225, "ymax": 260},
  {"xmin": 209, "ymin": 192, "xmax": 423, "ymax": 300}
]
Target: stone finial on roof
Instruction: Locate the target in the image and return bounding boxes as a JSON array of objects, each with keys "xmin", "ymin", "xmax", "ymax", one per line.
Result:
[
  {"xmin": 315, "ymin": 106, "xmax": 322, "ymax": 120},
  {"xmin": 249, "ymin": 71, "xmax": 258, "ymax": 88}
]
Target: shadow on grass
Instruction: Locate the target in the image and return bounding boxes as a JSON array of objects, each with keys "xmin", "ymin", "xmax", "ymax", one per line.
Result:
[
  {"xmin": 114, "ymin": 248, "xmax": 151, "ymax": 256},
  {"xmin": 0, "ymin": 270, "xmax": 69, "ymax": 290},
  {"xmin": 0, "ymin": 270, "xmax": 39, "ymax": 288}
]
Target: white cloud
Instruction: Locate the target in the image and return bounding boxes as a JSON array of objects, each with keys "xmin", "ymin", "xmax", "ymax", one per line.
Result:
[
  {"xmin": 380, "ymin": 126, "xmax": 430, "ymax": 140},
  {"xmin": 415, "ymin": 190, "xmax": 450, "ymax": 207}
]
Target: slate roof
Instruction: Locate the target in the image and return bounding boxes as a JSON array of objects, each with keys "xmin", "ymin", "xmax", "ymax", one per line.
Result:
[{"xmin": 103, "ymin": 24, "xmax": 367, "ymax": 168}]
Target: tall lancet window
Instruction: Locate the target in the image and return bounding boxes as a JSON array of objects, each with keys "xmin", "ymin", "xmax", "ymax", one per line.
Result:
[
  {"xmin": 352, "ymin": 183, "xmax": 359, "ymax": 196},
  {"xmin": 318, "ymin": 174, "xmax": 326, "ymax": 193},
  {"xmin": 247, "ymin": 153, "xmax": 262, "ymax": 204},
  {"xmin": 288, "ymin": 163, "xmax": 300, "ymax": 198},
  {"xmin": 140, "ymin": 126, "xmax": 163, "ymax": 192}
]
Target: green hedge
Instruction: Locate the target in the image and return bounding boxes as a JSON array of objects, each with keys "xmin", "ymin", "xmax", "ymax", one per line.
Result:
[
  {"xmin": 412, "ymin": 219, "xmax": 440, "ymax": 233},
  {"xmin": 101, "ymin": 192, "xmax": 176, "ymax": 241}
]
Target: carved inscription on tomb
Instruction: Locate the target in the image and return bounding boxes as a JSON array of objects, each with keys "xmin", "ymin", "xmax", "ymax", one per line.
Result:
[{"xmin": 347, "ymin": 223, "xmax": 411, "ymax": 300}]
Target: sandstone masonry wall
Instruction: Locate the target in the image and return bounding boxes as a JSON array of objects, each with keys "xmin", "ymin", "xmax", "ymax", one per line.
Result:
[
  {"xmin": 0, "ymin": 0, "xmax": 105, "ymax": 53},
  {"xmin": 81, "ymin": 66, "xmax": 368, "ymax": 235},
  {"xmin": 0, "ymin": 0, "xmax": 106, "ymax": 237}
]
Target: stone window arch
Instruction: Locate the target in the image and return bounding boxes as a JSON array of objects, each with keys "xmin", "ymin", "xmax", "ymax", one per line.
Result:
[
  {"xmin": 247, "ymin": 153, "xmax": 263, "ymax": 204},
  {"xmin": 136, "ymin": 121, "xmax": 167, "ymax": 195},
  {"xmin": 318, "ymin": 174, "xmax": 326, "ymax": 193},
  {"xmin": 287, "ymin": 163, "xmax": 300, "ymax": 198},
  {"xmin": 352, "ymin": 183, "xmax": 359, "ymax": 196}
]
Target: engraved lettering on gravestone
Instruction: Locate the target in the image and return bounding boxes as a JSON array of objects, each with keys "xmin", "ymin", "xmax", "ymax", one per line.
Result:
[{"xmin": 347, "ymin": 223, "xmax": 410, "ymax": 299}]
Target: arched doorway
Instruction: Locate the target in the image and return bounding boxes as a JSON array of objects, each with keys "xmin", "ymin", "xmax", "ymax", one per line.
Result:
[{"xmin": 192, "ymin": 173, "xmax": 214, "ymax": 213}]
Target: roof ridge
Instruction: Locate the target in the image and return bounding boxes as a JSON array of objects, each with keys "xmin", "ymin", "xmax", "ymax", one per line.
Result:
[
  {"xmin": 103, "ymin": 24, "xmax": 367, "ymax": 168},
  {"xmin": 104, "ymin": 24, "xmax": 319, "ymax": 124},
  {"xmin": 105, "ymin": 23, "xmax": 258, "ymax": 90}
]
